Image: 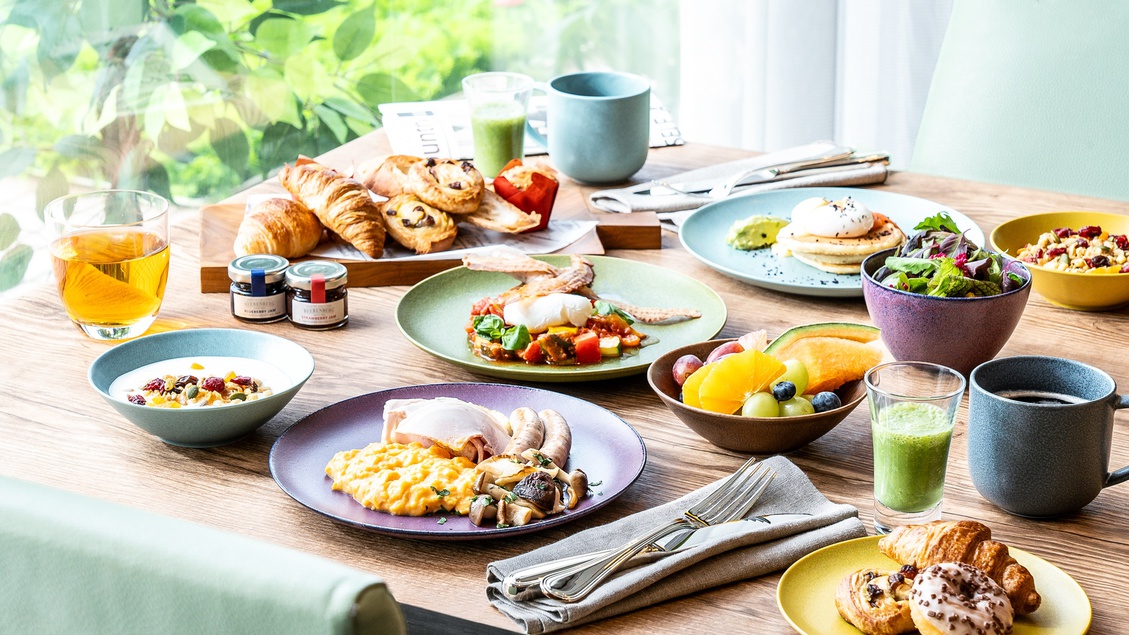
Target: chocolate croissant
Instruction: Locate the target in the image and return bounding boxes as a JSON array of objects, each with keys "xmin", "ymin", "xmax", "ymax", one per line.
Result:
[
  {"xmin": 834, "ymin": 567, "xmax": 916, "ymax": 635},
  {"xmin": 233, "ymin": 198, "xmax": 323, "ymax": 258},
  {"xmin": 877, "ymin": 520, "xmax": 1041, "ymax": 615},
  {"xmin": 279, "ymin": 160, "xmax": 386, "ymax": 259}
]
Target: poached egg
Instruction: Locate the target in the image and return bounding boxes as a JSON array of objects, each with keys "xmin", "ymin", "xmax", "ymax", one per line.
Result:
[
  {"xmin": 790, "ymin": 196, "xmax": 874, "ymax": 238},
  {"xmin": 503, "ymin": 293, "xmax": 594, "ymax": 334}
]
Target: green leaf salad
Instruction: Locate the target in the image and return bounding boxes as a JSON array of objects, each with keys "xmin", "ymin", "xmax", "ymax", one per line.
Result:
[{"xmin": 872, "ymin": 213, "xmax": 1029, "ymax": 297}]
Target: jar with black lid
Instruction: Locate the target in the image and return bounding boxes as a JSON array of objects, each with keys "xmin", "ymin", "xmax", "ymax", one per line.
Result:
[
  {"xmin": 286, "ymin": 260, "xmax": 348, "ymax": 330},
  {"xmin": 228, "ymin": 254, "xmax": 289, "ymax": 323}
]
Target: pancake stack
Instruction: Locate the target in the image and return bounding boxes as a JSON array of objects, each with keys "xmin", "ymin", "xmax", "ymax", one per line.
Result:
[{"xmin": 773, "ymin": 210, "xmax": 906, "ymax": 274}]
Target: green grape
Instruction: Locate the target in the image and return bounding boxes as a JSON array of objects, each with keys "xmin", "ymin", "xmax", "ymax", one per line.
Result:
[
  {"xmin": 741, "ymin": 392, "xmax": 780, "ymax": 418},
  {"xmin": 772, "ymin": 359, "xmax": 809, "ymax": 396},
  {"xmin": 780, "ymin": 396, "xmax": 815, "ymax": 417}
]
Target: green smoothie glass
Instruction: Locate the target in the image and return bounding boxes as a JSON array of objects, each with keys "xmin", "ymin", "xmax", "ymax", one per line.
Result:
[
  {"xmin": 462, "ymin": 72, "xmax": 533, "ymax": 178},
  {"xmin": 865, "ymin": 361, "xmax": 965, "ymax": 534}
]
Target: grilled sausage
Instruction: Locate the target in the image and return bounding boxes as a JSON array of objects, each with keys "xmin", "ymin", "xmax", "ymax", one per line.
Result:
[
  {"xmin": 502, "ymin": 407, "xmax": 544, "ymax": 456},
  {"xmin": 537, "ymin": 409, "xmax": 572, "ymax": 467}
]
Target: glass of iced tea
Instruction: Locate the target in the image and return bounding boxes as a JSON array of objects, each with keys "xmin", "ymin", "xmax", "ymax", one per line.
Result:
[{"xmin": 46, "ymin": 190, "xmax": 170, "ymax": 340}]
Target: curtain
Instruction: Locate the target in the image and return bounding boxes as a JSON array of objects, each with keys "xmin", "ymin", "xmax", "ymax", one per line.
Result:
[{"xmin": 678, "ymin": 0, "xmax": 953, "ymax": 168}]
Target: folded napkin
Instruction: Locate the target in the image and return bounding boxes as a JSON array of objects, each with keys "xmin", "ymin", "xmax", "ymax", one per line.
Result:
[
  {"xmin": 0, "ymin": 476, "xmax": 406, "ymax": 635},
  {"xmin": 486, "ymin": 455, "xmax": 866, "ymax": 633},
  {"xmin": 589, "ymin": 141, "xmax": 888, "ymax": 224}
]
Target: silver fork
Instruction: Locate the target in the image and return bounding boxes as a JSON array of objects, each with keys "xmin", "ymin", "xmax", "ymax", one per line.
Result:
[{"xmin": 537, "ymin": 459, "xmax": 776, "ymax": 603}]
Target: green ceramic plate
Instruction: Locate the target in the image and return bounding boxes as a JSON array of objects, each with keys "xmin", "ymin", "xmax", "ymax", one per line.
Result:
[
  {"xmin": 777, "ymin": 535, "xmax": 1091, "ymax": 635},
  {"xmin": 396, "ymin": 255, "xmax": 727, "ymax": 382}
]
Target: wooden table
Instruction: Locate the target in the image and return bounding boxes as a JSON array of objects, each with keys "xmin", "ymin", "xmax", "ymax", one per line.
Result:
[{"xmin": 3, "ymin": 131, "xmax": 1127, "ymax": 634}]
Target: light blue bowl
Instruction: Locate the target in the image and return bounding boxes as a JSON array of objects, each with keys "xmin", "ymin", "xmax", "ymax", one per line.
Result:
[{"xmin": 89, "ymin": 329, "xmax": 315, "ymax": 447}]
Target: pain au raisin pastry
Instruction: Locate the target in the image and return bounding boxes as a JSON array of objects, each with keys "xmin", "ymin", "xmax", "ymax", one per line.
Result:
[
  {"xmin": 381, "ymin": 194, "xmax": 457, "ymax": 254},
  {"xmin": 459, "ymin": 189, "xmax": 541, "ymax": 234},
  {"xmin": 878, "ymin": 520, "xmax": 1040, "ymax": 615},
  {"xmin": 908, "ymin": 563, "xmax": 1012, "ymax": 635},
  {"xmin": 279, "ymin": 159, "xmax": 386, "ymax": 259},
  {"xmin": 407, "ymin": 157, "xmax": 484, "ymax": 213},
  {"xmin": 233, "ymin": 198, "xmax": 322, "ymax": 258},
  {"xmin": 835, "ymin": 566, "xmax": 918, "ymax": 635},
  {"xmin": 356, "ymin": 154, "xmax": 421, "ymax": 198}
]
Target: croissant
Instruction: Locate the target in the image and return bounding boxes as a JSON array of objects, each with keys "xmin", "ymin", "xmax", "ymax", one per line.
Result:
[
  {"xmin": 279, "ymin": 160, "xmax": 386, "ymax": 259},
  {"xmin": 233, "ymin": 198, "xmax": 323, "ymax": 258},
  {"xmin": 877, "ymin": 520, "xmax": 1041, "ymax": 615},
  {"xmin": 834, "ymin": 568, "xmax": 916, "ymax": 635}
]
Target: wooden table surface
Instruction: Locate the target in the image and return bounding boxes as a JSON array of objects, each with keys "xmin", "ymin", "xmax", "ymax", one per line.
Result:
[{"xmin": 3, "ymin": 131, "xmax": 1127, "ymax": 634}]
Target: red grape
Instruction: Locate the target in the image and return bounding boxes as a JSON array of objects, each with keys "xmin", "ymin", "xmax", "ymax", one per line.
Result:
[
  {"xmin": 671, "ymin": 355, "xmax": 704, "ymax": 386},
  {"xmin": 705, "ymin": 341, "xmax": 744, "ymax": 364}
]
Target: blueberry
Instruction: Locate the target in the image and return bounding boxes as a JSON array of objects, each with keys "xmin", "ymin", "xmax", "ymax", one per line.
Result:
[
  {"xmin": 811, "ymin": 391, "xmax": 842, "ymax": 412},
  {"xmin": 772, "ymin": 381, "xmax": 797, "ymax": 402}
]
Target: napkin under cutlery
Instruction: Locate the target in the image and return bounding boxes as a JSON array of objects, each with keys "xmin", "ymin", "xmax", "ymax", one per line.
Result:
[
  {"xmin": 589, "ymin": 141, "xmax": 889, "ymax": 228},
  {"xmin": 485, "ymin": 455, "xmax": 866, "ymax": 633}
]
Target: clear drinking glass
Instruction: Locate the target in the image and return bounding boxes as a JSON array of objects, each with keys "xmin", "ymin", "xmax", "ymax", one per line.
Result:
[
  {"xmin": 46, "ymin": 190, "xmax": 171, "ymax": 340},
  {"xmin": 865, "ymin": 361, "xmax": 965, "ymax": 534},
  {"xmin": 462, "ymin": 71, "xmax": 534, "ymax": 178}
]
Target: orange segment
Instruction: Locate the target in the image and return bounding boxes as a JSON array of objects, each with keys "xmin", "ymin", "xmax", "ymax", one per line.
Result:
[
  {"xmin": 772, "ymin": 337, "xmax": 884, "ymax": 393},
  {"xmin": 697, "ymin": 350, "xmax": 786, "ymax": 414},
  {"xmin": 681, "ymin": 362, "xmax": 717, "ymax": 409}
]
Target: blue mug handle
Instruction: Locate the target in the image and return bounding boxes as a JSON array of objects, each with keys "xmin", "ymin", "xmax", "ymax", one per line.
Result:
[
  {"xmin": 1106, "ymin": 394, "xmax": 1129, "ymax": 487},
  {"xmin": 525, "ymin": 83, "xmax": 549, "ymax": 150}
]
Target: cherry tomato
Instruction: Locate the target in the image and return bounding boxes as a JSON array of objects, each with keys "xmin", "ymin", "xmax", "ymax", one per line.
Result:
[{"xmin": 574, "ymin": 332, "xmax": 601, "ymax": 364}]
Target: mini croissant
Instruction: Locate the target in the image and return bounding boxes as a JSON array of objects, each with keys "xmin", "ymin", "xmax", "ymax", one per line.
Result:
[
  {"xmin": 279, "ymin": 159, "xmax": 386, "ymax": 259},
  {"xmin": 877, "ymin": 520, "xmax": 1041, "ymax": 615},
  {"xmin": 233, "ymin": 198, "xmax": 323, "ymax": 258}
]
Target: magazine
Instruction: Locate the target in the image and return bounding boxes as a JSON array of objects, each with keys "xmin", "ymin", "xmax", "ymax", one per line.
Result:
[{"xmin": 379, "ymin": 95, "xmax": 683, "ymax": 159}]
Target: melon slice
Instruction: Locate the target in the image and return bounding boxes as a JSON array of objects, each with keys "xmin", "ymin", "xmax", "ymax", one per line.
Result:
[
  {"xmin": 768, "ymin": 337, "xmax": 884, "ymax": 394},
  {"xmin": 763, "ymin": 322, "xmax": 880, "ymax": 356}
]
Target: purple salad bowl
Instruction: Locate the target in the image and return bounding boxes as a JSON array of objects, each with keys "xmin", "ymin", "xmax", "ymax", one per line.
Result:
[{"xmin": 861, "ymin": 247, "xmax": 1032, "ymax": 378}]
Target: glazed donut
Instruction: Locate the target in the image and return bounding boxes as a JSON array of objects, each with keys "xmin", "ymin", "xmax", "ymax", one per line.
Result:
[
  {"xmin": 408, "ymin": 157, "xmax": 485, "ymax": 214},
  {"xmin": 909, "ymin": 563, "xmax": 1012, "ymax": 635}
]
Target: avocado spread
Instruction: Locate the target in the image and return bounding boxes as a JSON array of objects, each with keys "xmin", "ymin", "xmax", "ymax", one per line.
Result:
[{"xmin": 725, "ymin": 215, "xmax": 790, "ymax": 250}]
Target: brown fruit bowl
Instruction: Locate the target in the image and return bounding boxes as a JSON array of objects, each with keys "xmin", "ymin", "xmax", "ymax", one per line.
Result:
[{"xmin": 646, "ymin": 338, "xmax": 867, "ymax": 454}]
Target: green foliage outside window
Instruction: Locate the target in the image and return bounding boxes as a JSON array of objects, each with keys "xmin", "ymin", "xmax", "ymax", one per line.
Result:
[{"xmin": 0, "ymin": 0, "xmax": 678, "ymax": 292}]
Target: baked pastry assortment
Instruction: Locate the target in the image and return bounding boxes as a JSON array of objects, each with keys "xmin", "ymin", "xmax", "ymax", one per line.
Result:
[
  {"xmin": 835, "ymin": 520, "xmax": 1039, "ymax": 635},
  {"xmin": 279, "ymin": 159, "xmax": 387, "ymax": 259}
]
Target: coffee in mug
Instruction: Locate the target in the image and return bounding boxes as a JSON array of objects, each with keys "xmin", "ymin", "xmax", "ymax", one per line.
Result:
[
  {"xmin": 968, "ymin": 356, "xmax": 1129, "ymax": 517},
  {"xmin": 525, "ymin": 71, "xmax": 651, "ymax": 184}
]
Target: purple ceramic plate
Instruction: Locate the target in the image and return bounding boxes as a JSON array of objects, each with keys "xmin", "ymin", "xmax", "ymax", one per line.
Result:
[{"xmin": 269, "ymin": 383, "xmax": 646, "ymax": 540}]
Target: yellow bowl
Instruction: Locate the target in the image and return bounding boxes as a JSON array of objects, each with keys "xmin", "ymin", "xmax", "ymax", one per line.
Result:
[{"xmin": 991, "ymin": 211, "xmax": 1129, "ymax": 311}]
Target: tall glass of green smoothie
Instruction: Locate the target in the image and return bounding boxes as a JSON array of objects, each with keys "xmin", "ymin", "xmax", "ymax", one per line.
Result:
[
  {"xmin": 865, "ymin": 361, "xmax": 965, "ymax": 534},
  {"xmin": 462, "ymin": 72, "xmax": 534, "ymax": 178}
]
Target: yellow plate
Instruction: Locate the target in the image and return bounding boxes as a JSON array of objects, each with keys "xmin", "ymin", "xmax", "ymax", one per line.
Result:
[
  {"xmin": 991, "ymin": 211, "xmax": 1129, "ymax": 311},
  {"xmin": 777, "ymin": 535, "xmax": 1091, "ymax": 635}
]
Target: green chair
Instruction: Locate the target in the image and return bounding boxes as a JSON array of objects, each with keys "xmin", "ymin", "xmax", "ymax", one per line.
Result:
[
  {"xmin": 911, "ymin": 0, "xmax": 1129, "ymax": 201},
  {"xmin": 0, "ymin": 477, "xmax": 406, "ymax": 635}
]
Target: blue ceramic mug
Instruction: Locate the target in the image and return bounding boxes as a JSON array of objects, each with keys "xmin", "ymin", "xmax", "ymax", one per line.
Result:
[
  {"xmin": 968, "ymin": 356, "xmax": 1129, "ymax": 517},
  {"xmin": 526, "ymin": 71, "xmax": 650, "ymax": 184}
]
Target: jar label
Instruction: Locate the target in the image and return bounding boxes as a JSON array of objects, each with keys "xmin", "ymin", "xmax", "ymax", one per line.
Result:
[
  {"xmin": 233, "ymin": 293, "xmax": 286, "ymax": 319},
  {"xmin": 291, "ymin": 298, "xmax": 346, "ymax": 325}
]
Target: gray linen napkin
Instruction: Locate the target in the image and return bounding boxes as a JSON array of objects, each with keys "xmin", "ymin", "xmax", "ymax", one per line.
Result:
[
  {"xmin": 588, "ymin": 142, "xmax": 888, "ymax": 216},
  {"xmin": 485, "ymin": 455, "xmax": 866, "ymax": 633}
]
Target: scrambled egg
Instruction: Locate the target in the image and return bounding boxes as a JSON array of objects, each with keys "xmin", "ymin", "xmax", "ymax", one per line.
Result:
[{"xmin": 325, "ymin": 442, "xmax": 477, "ymax": 516}]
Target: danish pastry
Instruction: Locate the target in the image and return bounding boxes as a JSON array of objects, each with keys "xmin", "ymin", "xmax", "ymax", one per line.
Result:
[
  {"xmin": 233, "ymin": 198, "xmax": 323, "ymax": 258},
  {"xmin": 407, "ymin": 158, "xmax": 485, "ymax": 214},
  {"xmin": 908, "ymin": 562, "xmax": 1012, "ymax": 635},
  {"xmin": 279, "ymin": 160, "xmax": 386, "ymax": 259},
  {"xmin": 381, "ymin": 194, "xmax": 458, "ymax": 254},
  {"xmin": 460, "ymin": 189, "xmax": 541, "ymax": 234},
  {"xmin": 834, "ymin": 567, "xmax": 917, "ymax": 635},
  {"xmin": 357, "ymin": 154, "xmax": 421, "ymax": 198},
  {"xmin": 878, "ymin": 520, "xmax": 1040, "ymax": 615}
]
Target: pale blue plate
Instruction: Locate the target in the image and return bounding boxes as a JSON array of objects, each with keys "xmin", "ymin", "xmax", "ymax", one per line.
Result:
[{"xmin": 678, "ymin": 187, "xmax": 985, "ymax": 298}]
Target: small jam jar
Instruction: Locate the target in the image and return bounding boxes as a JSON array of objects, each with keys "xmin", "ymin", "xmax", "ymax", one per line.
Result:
[
  {"xmin": 286, "ymin": 260, "xmax": 348, "ymax": 330},
  {"xmin": 228, "ymin": 254, "xmax": 289, "ymax": 323}
]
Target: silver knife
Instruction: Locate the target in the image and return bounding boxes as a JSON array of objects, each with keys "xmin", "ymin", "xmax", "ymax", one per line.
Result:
[
  {"xmin": 501, "ymin": 513, "xmax": 811, "ymax": 600},
  {"xmin": 646, "ymin": 151, "xmax": 887, "ymax": 197}
]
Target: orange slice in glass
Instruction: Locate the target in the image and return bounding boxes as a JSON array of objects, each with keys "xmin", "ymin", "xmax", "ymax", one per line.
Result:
[{"xmin": 697, "ymin": 350, "xmax": 786, "ymax": 414}]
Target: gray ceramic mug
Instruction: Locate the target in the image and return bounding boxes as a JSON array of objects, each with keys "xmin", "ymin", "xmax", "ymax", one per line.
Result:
[
  {"xmin": 525, "ymin": 71, "xmax": 650, "ymax": 184},
  {"xmin": 968, "ymin": 356, "xmax": 1129, "ymax": 517}
]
